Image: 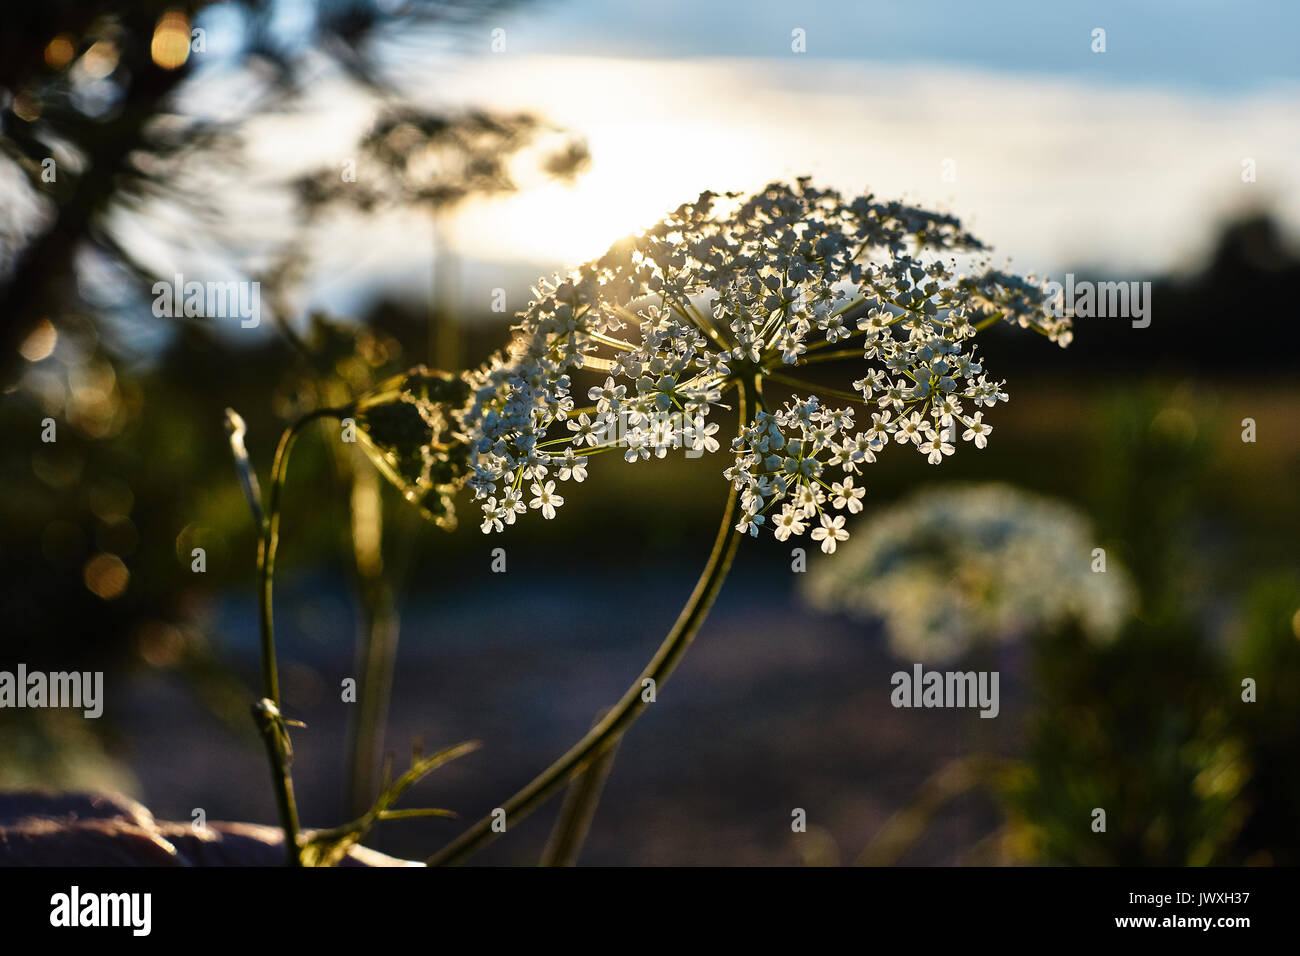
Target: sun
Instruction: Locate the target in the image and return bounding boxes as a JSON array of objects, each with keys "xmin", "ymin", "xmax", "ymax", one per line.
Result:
[{"xmin": 450, "ymin": 118, "xmax": 757, "ymax": 268}]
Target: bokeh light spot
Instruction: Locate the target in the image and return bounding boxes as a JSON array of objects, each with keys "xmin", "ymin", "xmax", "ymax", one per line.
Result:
[
  {"xmin": 151, "ymin": 11, "xmax": 191, "ymax": 70},
  {"xmin": 43, "ymin": 35, "xmax": 75, "ymax": 70},
  {"xmin": 19, "ymin": 318, "xmax": 58, "ymax": 362},
  {"xmin": 83, "ymin": 553, "xmax": 129, "ymax": 600}
]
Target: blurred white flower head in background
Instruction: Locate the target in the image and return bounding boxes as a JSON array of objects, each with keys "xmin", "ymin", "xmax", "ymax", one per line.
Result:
[{"xmin": 800, "ymin": 483, "xmax": 1137, "ymax": 662}]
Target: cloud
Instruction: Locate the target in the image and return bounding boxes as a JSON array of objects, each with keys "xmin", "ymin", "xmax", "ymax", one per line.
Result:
[{"xmin": 433, "ymin": 56, "xmax": 1300, "ymax": 277}]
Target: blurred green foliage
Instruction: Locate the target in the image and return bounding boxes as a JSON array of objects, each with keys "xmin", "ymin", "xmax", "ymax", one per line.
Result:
[{"xmin": 1002, "ymin": 386, "xmax": 1297, "ymax": 865}]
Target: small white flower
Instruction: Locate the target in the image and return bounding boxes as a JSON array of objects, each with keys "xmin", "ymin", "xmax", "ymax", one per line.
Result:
[
  {"xmin": 529, "ymin": 480, "xmax": 565, "ymax": 519},
  {"xmin": 810, "ymin": 513, "xmax": 849, "ymax": 554},
  {"xmin": 935, "ymin": 396, "xmax": 963, "ymax": 426},
  {"xmin": 736, "ymin": 510, "xmax": 765, "ymax": 537},
  {"xmin": 501, "ymin": 488, "xmax": 527, "ymax": 524},
  {"xmin": 866, "ymin": 411, "xmax": 892, "ymax": 443},
  {"xmin": 479, "ymin": 498, "xmax": 504, "ymax": 534},
  {"xmin": 831, "ymin": 477, "xmax": 865, "ymax": 514},
  {"xmin": 566, "ymin": 412, "xmax": 600, "ymax": 447},
  {"xmin": 793, "ymin": 483, "xmax": 824, "ymax": 517},
  {"xmin": 589, "ymin": 377, "xmax": 626, "ymax": 413},
  {"xmin": 624, "ymin": 428, "xmax": 651, "ymax": 462},
  {"xmin": 773, "ymin": 505, "xmax": 807, "ymax": 541},
  {"xmin": 820, "ymin": 314, "xmax": 851, "ymax": 343},
  {"xmin": 895, "ymin": 412, "xmax": 927, "ymax": 446},
  {"xmin": 648, "ymin": 416, "xmax": 677, "ymax": 458},
  {"xmin": 962, "ymin": 412, "xmax": 992, "ymax": 449},
  {"xmin": 558, "ymin": 448, "xmax": 588, "ymax": 482},
  {"xmin": 688, "ymin": 420, "xmax": 721, "ymax": 454},
  {"xmin": 779, "ymin": 333, "xmax": 806, "ymax": 364},
  {"xmin": 922, "ymin": 432, "xmax": 955, "ymax": 464}
]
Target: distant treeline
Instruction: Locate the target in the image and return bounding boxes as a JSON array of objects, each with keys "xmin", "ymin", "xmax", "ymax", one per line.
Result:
[{"xmin": 988, "ymin": 214, "xmax": 1299, "ymax": 376}]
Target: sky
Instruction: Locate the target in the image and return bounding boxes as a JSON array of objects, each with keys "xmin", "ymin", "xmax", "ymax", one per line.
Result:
[
  {"xmin": 502, "ymin": 0, "xmax": 1300, "ymax": 93},
  {"xmin": 194, "ymin": 0, "xmax": 1300, "ymax": 321}
]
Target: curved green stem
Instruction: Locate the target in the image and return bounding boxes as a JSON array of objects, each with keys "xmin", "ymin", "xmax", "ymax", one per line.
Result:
[
  {"xmin": 427, "ymin": 381, "xmax": 750, "ymax": 866},
  {"xmin": 251, "ymin": 698, "xmax": 303, "ymax": 867},
  {"xmin": 259, "ymin": 407, "xmax": 344, "ymax": 703},
  {"xmin": 256, "ymin": 405, "xmax": 345, "ymax": 865}
]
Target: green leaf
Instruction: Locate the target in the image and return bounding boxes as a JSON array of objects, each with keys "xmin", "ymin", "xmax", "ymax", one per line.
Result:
[{"xmin": 300, "ymin": 740, "xmax": 480, "ymax": 867}]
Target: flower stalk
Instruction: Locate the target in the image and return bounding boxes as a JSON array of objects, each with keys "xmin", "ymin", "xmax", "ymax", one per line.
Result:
[
  {"xmin": 254, "ymin": 405, "xmax": 347, "ymax": 865},
  {"xmin": 538, "ymin": 710, "xmax": 622, "ymax": 866},
  {"xmin": 427, "ymin": 382, "xmax": 749, "ymax": 866}
]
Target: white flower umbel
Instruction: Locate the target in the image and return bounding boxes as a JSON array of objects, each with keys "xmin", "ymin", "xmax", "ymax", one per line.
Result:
[{"xmin": 458, "ymin": 179, "xmax": 1071, "ymax": 549}]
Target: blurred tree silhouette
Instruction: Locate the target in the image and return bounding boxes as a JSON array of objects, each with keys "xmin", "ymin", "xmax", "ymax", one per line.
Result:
[
  {"xmin": 2, "ymin": 2, "xmax": 535, "ymax": 377},
  {"xmin": 0, "ymin": 0, "xmax": 588, "ymax": 797},
  {"xmin": 985, "ymin": 212, "xmax": 1300, "ymax": 377},
  {"xmin": 1, "ymin": 0, "xmax": 589, "ymax": 378}
]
